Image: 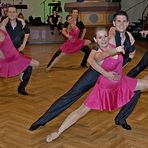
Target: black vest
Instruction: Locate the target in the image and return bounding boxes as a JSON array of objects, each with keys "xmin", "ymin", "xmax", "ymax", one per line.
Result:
[{"xmin": 115, "ymin": 30, "xmax": 135, "ymax": 65}]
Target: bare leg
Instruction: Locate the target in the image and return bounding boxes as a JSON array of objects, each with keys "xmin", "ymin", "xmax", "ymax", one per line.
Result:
[
  {"xmin": 46, "ymin": 52, "xmax": 65, "ymax": 71},
  {"xmin": 46, "ymin": 104, "xmax": 90, "ymax": 142},
  {"xmin": 84, "ymin": 40, "xmax": 91, "ymax": 46},
  {"xmin": 19, "ymin": 59, "xmax": 39, "ymax": 81},
  {"xmin": 135, "ymin": 76, "xmax": 148, "ymax": 91},
  {"xmin": 30, "ymin": 59, "xmax": 40, "ymax": 68}
]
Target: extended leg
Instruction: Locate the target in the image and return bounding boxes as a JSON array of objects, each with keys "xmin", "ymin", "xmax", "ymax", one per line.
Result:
[
  {"xmin": 46, "ymin": 104, "xmax": 90, "ymax": 142},
  {"xmin": 80, "ymin": 45, "xmax": 91, "ymax": 67},
  {"xmin": 29, "ymin": 67, "xmax": 99, "ymax": 131},
  {"xmin": 18, "ymin": 66, "xmax": 32, "ymax": 95},
  {"xmin": 46, "ymin": 50, "xmax": 64, "ymax": 71},
  {"xmin": 127, "ymin": 51, "xmax": 148, "ymax": 78}
]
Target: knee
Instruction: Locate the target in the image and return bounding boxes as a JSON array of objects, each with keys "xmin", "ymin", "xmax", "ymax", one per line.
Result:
[
  {"xmin": 35, "ymin": 61, "xmax": 40, "ymax": 67},
  {"xmin": 75, "ymin": 105, "xmax": 89, "ymax": 116}
]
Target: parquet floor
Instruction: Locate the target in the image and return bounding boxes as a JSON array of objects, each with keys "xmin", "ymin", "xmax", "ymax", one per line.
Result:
[{"xmin": 0, "ymin": 41, "xmax": 148, "ymax": 148}]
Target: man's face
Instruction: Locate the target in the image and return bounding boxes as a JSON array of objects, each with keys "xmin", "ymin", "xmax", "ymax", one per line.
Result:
[
  {"xmin": 113, "ymin": 15, "xmax": 129, "ymax": 33},
  {"xmin": 71, "ymin": 9, "xmax": 79, "ymax": 19},
  {"xmin": 7, "ymin": 7, "xmax": 17, "ymax": 20}
]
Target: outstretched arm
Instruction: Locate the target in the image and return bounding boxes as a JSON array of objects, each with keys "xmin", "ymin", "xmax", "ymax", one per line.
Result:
[{"xmin": 88, "ymin": 47, "xmax": 124, "ymax": 80}]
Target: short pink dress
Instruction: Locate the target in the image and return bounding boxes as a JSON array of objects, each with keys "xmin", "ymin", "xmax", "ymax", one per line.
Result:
[
  {"xmin": 84, "ymin": 46, "xmax": 137, "ymax": 111},
  {"xmin": 60, "ymin": 27, "xmax": 85, "ymax": 54},
  {"xmin": 0, "ymin": 29, "xmax": 32, "ymax": 78}
]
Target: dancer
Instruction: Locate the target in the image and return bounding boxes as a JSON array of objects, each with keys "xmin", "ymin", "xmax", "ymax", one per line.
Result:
[
  {"xmin": 29, "ymin": 11, "xmax": 138, "ymax": 131},
  {"xmin": 127, "ymin": 30, "xmax": 147, "ymax": 77},
  {"xmin": 0, "ymin": 23, "xmax": 39, "ymax": 78},
  {"xmin": 47, "ymin": 7, "xmax": 91, "ymax": 69},
  {"xmin": 46, "ymin": 14, "xmax": 91, "ymax": 71},
  {"xmin": 127, "ymin": 49, "xmax": 148, "ymax": 78},
  {"xmin": 46, "ymin": 27, "xmax": 148, "ymax": 142},
  {"xmin": 3, "ymin": 6, "xmax": 33, "ymax": 95}
]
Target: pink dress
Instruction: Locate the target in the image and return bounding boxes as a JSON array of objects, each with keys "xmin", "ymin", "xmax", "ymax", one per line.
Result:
[
  {"xmin": 60, "ymin": 27, "xmax": 85, "ymax": 54},
  {"xmin": 0, "ymin": 29, "xmax": 32, "ymax": 78},
  {"xmin": 84, "ymin": 46, "xmax": 137, "ymax": 111}
]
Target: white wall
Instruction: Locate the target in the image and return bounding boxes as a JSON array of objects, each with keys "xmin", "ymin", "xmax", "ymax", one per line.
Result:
[
  {"xmin": 1, "ymin": 0, "xmax": 148, "ymax": 23},
  {"xmin": 121, "ymin": 0, "xmax": 148, "ymax": 24},
  {"xmin": 1, "ymin": 0, "xmax": 75, "ymax": 22}
]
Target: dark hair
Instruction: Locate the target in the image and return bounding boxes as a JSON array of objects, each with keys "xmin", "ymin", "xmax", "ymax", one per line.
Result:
[
  {"xmin": 66, "ymin": 14, "xmax": 71, "ymax": 20},
  {"xmin": 71, "ymin": 7, "xmax": 79, "ymax": 13},
  {"xmin": 113, "ymin": 10, "xmax": 128, "ymax": 21},
  {"xmin": 18, "ymin": 12, "xmax": 24, "ymax": 19},
  {"xmin": 8, "ymin": 5, "xmax": 17, "ymax": 11}
]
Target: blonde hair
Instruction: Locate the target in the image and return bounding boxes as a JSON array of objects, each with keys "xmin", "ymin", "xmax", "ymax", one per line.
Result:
[{"xmin": 95, "ymin": 26, "xmax": 108, "ymax": 37}]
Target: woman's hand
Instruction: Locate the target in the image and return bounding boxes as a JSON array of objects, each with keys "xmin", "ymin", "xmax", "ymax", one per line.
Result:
[
  {"xmin": 0, "ymin": 50, "xmax": 5, "ymax": 59},
  {"xmin": 68, "ymin": 35, "xmax": 74, "ymax": 43},
  {"xmin": 104, "ymin": 71, "xmax": 121, "ymax": 81}
]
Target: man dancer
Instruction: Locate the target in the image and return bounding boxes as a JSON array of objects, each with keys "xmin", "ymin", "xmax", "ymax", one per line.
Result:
[
  {"xmin": 4, "ymin": 6, "xmax": 32, "ymax": 95},
  {"xmin": 47, "ymin": 7, "xmax": 91, "ymax": 68},
  {"xmin": 127, "ymin": 50, "xmax": 148, "ymax": 77},
  {"xmin": 29, "ymin": 11, "xmax": 140, "ymax": 131}
]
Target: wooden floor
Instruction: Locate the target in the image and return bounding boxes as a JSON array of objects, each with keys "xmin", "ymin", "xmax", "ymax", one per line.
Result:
[{"xmin": 0, "ymin": 41, "xmax": 148, "ymax": 148}]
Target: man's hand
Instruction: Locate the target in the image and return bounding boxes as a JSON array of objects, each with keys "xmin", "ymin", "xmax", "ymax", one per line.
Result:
[{"xmin": 116, "ymin": 46, "xmax": 125, "ymax": 54}]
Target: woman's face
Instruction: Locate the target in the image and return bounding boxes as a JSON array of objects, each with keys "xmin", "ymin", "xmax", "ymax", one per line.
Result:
[
  {"xmin": 67, "ymin": 16, "xmax": 74, "ymax": 24},
  {"xmin": 95, "ymin": 30, "xmax": 109, "ymax": 49}
]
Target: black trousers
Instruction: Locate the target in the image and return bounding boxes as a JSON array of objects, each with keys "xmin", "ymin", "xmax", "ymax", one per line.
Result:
[
  {"xmin": 50, "ymin": 23, "xmax": 62, "ymax": 31},
  {"xmin": 115, "ymin": 50, "xmax": 148, "ymax": 124},
  {"xmin": 18, "ymin": 66, "xmax": 32, "ymax": 91},
  {"xmin": 35, "ymin": 67, "xmax": 99, "ymax": 125},
  {"xmin": 47, "ymin": 45, "xmax": 91, "ymax": 68},
  {"xmin": 127, "ymin": 51, "xmax": 148, "ymax": 77}
]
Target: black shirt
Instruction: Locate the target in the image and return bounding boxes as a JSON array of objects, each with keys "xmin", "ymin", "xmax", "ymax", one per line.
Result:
[
  {"xmin": 49, "ymin": 15, "xmax": 60, "ymax": 24},
  {"xmin": 6, "ymin": 19, "xmax": 30, "ymax": 49},
  {"xmin": 115, "ymin": 30, "xmax": 135, "ymax": 65}
]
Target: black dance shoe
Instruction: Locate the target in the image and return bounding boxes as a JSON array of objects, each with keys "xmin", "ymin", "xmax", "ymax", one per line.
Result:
[
  {"xmin": 18, "ymin": 89, "xmax": 29, "ymax": 96},
  {"xmin": 29, "ymin": 122, "xmax": 45, "ymax": 131},
  {"xmin": 116, "ymin": 122, "xmax": 132, "ymax": 130},
  {"xmin": 81, "ymin": 64, "xmax": 88, "ymax": 68}
]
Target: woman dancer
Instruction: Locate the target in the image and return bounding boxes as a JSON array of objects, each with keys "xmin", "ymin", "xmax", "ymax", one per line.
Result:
[
  {"xmin": 0, "ymin": 23, "xmax": 39, "ymax": 78},
  {"xmin": 46, "ymin": 15, "xmax": 91, "ymax": 71},
  {"xmin": 46, "ymin": 27, "xmax": 148, "ymax": 142}
]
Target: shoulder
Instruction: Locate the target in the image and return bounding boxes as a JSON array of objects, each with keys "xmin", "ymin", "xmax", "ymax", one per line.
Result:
[{"xmin": 78, "ymin": 19, "xmax": 84, "ymax": 25}]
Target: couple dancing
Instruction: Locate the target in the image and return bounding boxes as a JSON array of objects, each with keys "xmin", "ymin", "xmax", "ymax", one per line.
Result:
[{"xmin": 29, "ymin": 11, "xmax": 148, "ymax": 142}]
